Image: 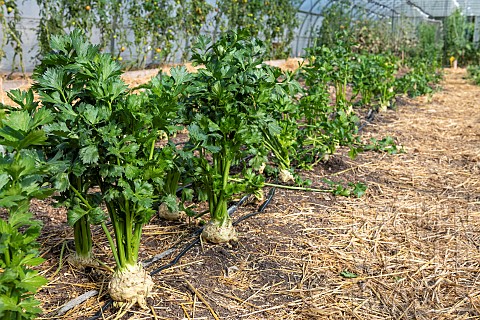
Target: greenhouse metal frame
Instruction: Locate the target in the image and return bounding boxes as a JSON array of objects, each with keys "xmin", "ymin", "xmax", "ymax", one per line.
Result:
[{"xmin": 294, "ymin": 0, "xmax": 480, "ymax": 56}]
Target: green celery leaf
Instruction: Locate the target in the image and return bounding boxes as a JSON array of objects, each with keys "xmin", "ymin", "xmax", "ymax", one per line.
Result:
[
  {"xmin": 0, "ymin": 173, "xmax": 9, "ymax": 190},
  {"xmin": 67, "ymin": 205, "xmax": 88, "ymax": 226},
  {"xmin": 18, "ymin": 130, "xmax": 48, "ymax": 149},
  {"xmin": 81, "ymin": 103, "xmax": 99, "ymax": 125},
  {"xmin": 37, "ymin": 68, "xmax": 67, "ymax": 92},
  {"xmin": 2, "ymin": 111, "xmax": 30, "ymax": 132},
  {"xmin": 30, "ymin": 108, "xmax": 54, "ymax": 129},
  {"xmin": 170, "ymin": 66, "xmax": 191, "ymax": 85},
  {"xmin": 0, "ymin": 125, "xmax": 24, "ymax": 143},
  {"xmin": 125, "ymin": 165, "xmax": 141, "ymax": 180},
  {"xmin": 19, "ymin": 255, "xmax": 45, "ymax": 267},
  {"xmin": 89, "ymin": 207, "xmax": 106, "ymax": 225},
  {"xmin": 17, "ymin": 297, "xmax": 44, "ymax": 316},
  {"xmin": 53, "ymin": 173, "xmax": 69, "ymax": 192},
  {"xmin": 79, "ymin": 145, "xmax": 99, "ymax": 164},
  {"xmin": 17, "ymin": 271, "xmax": 48, "ymax": 293},
  {"xmin": 162, "ymin": 194, "xmax": 179, "ymax": 213},
  {"xmin": 0, "ymin": 195, "xmax": 26, "ymax": 207},
  {"xmin": 0, "ymin": 295, "xmax": 22, "ymax": 313}
]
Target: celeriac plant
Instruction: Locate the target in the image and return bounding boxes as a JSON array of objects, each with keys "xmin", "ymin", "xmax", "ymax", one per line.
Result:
[
  {"xmin": 352, "ymin": 53, "xmax": 398, "ymax": 111},
  {"xmin": 184, "ymin": 31, "xmax": 271, "ymax": 243},
  {"xmin": 32, "ymin": 30, "xmax": 190, "ymax": 307},
  {"xmin": 296, "ymin": 45, "xmax": 360, "ymax": 167},
  {"xmin": 139, "ymin": 70, "xmax": 194, "ymax": 221},
  {"xmin": 259, "ymin": 67, "xmax": 302, "ymax": 183},
  {"xmin": 32, "ymin": 31, "xmax": 108, "ymax": 267}
]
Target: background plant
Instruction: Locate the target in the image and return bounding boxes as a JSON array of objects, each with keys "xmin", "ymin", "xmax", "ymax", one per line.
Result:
[
  {"xmin": 297, "ymin": 34, "xmax": 360, "ymax": 165},
  {"xmin": 0, "ymin": 0, "xmax": 24, "ymax": 74},
  {"xmin": 352, "ymin": 53, "xmax": 398, "ymax": 111},
  {"xmin": 467, "ymin": 64, "xmax": 480, "ymax": 85},
  {"xmin": 443, "ymin": 8, "xmax": 478, "ymax": 66},
  {"xmin": 395, "ymin": 57, "xmax": 442, "ymax": 98},
  {"xmin": 214, "ymin": 0, "xmax": 299, "ymax": 59},
  {"xmin": 33, "ymin": 0, "xmax": 298, "ymax": 69},
  {"xmin": 415, "ymin": 22, "xmax": 443, "ymax": 64}
]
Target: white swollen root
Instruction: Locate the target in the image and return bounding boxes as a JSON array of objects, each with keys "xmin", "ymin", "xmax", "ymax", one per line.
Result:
[
  {"xmin": 257, "ymin": 162, "xmax": 266, "ymax": 174},
  {"xmin": 279, "ymin": 168, "xmax": 294, "ymax": 183},
  {"xmin": 202, "ymin": 217, "xmax": 237, "ymax": 243},
  {"xmin": 109, "ymin": 263, "xmax": 154, "ymax": 309},
  {"xmin": 158, "ymin": 202, "xmax": 185, "ymax": 221}
]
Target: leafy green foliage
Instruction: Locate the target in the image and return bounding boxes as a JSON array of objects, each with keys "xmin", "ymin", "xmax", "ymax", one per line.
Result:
[
  {"xmin": 395, "ymin": 58, "xmax": 442, "ymax": 98},
  {"xmin": 363, "ymin": 136, "xmax": 404, "ymax": 155},
  {"xmin": 32, "ymin": 30, "xmax": 125, "ymax": 261},
  {"xmin": 323, "ymin": 179, "xmax": 367, "ymax": 198},
  {"xmin": 33, "ymin": 30, "xmax": 196, "ymax": 271},
  {"xmin": 467, "ymin": 65, "xmax": 480, "ymax": 86},
  {"xmin": 185, "ymin": 31, "xmax": 275, "ymax": 224},
  {"xmin": 0, "ymin": 91, "xmax": 55, "ymax": 319}
]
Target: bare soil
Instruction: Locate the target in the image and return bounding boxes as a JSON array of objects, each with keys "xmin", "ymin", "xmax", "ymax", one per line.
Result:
[{"xmin": 5, "ymin": 66, "xmax": 480, "ymax": 319}]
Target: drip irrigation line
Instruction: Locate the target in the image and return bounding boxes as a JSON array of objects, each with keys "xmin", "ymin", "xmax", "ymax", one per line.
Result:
[
  {"xmin": 88, "ymin": 194, "xmax": 255, "ymax": 320},
  {"xmin": 357, "ymin": 109, "xmax": 377, "ymax": 133},
  {"xmin": 176, "ymin": 183, "xmax": 192, "ymax": 195},
  {"xmin": 263, "ymin": 182, "xmax": 332, "ymax": 193},
  {"xmin": 149, "ymin": 236, "xmax": 200, "ymax": 276},
  {"xmin": 233, "ymin": 188, "xmax": 276, "ymax": 226}
]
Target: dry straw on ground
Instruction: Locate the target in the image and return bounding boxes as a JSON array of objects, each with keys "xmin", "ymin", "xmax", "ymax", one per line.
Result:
[{"xmin": 2, "ymin": 66, "xmax": 478, "ymax": 319}]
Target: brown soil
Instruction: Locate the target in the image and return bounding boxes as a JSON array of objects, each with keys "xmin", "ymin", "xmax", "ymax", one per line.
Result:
[{"xmin": 7, "ymin": 67, "xmax": 480, "ymax": 319}]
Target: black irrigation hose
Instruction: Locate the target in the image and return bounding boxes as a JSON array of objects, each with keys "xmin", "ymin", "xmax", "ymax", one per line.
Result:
[
  {"xmin": 357, "ymin": 109, "xmax": 377, "ymax": 133},
  {"xmin": 149, "ymin": 236, "xmax": 200, "ymax": 276},
  {"xmin": 233, "ymin": 188, "xmax": 276, "ymax": 226},
  {"xmin": 176, "ymin": 183, "xmax": 192, "ymax": 195},
  {"xmin": 88, "ymin": 192, "xmax": 270, "ymax": 320}
]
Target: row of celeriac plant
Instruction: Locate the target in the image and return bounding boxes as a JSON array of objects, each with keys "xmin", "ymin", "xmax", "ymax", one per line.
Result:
[
  {"xmin": 0, "ymin": 28, "xmax": 442, "ymax": 312},
  {"xmin": 294, "ymin": 29, "xmax": 442, "ymax": 166}
]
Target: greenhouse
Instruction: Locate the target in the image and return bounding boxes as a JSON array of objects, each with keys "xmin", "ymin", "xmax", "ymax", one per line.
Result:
[
  {"xmin": 0, "ymin": 0, "xmax": 479, "ymax": 71},
  {"xmin": 1, "ymin": 1, "xmax": 480, "ymax": 319}
]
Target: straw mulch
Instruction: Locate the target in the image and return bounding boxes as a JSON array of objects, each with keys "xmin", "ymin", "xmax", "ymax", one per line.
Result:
[{"xmin": 5, "ymin": 66, "xmax": 478, "ymax": 319}]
